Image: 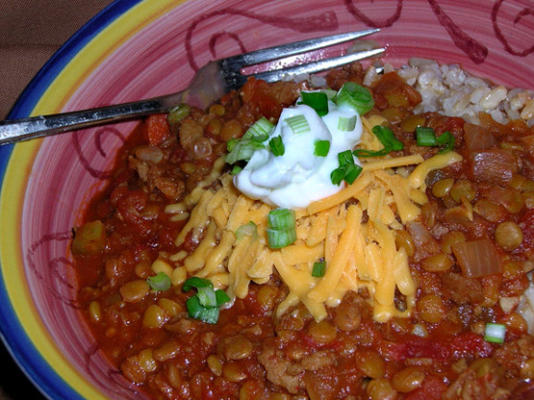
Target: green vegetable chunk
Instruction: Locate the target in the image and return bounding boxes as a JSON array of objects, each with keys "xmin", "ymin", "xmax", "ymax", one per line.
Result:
[
  {"xmin": 267, "ymin": 208, "xmax": 296, "ymax": 249},
  {"xmin": 146, "ymin": 272, "xmax": 172, "ymax": 291},
  {"xmin": 312, "ymin": 261, "xmax": 326, "ymax": 277},
  {"xmin": 335, "ymin": 82, "xmax": 374, "ymax": 115},
  {"xmin": 182, "ymin": 276, "xmax": 230, "ymax": 324},
  {"xmin": 353, "ymin": 125, "xmax": 404, "ymax": 158},
  {"xmin": 301, "ymin": 91, "xmax": 329, "ymax": 116},
  {"xmin": 269, "ymin": 135, "xmax": 285, "ymax": 156},
  {"xmin": 314, "ymin": 140, "xmax": 330, "ymax": 157},
  {"xmin": 484, "ymin": 323, "xmax": 506, "ymax": 344}
]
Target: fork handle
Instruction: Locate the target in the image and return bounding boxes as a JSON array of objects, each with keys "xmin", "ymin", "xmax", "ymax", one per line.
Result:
[
  {"xmin": 0, "ymin": 91, "xmax": 185, "ymax": 145},
  {"xmin": 1, "ymin": 62, "xmax": 228, "ymax": 146}
]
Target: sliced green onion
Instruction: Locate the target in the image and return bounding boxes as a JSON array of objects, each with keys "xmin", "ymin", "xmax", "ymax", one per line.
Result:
[
  {"xmin": 267, "ymin": 228, "xmax": 297, "ymax": 249},
  {"xmin": 372, "ymin": 125, "xmax": 404, "ymax": 151},
  {"xmin": 227, "ymin": 138, "xmax": 239, "ymax": 152},
  {"xmin": 186, "ymin": 296, "xmax": 220, "ymax": 324},
  {"xmin": 321, "ymin": 88, "xmax": 337, "ymax": 100},
  {"xmin": 353, "ymin": 125, "xmax": 404, "ymax": 158},
  {"xmin": 215, "ymin": 289, "xmax": 231, "ymax": 306},
  {"xmin": 301, "ymin": 91, "xmax": 329, "ymax": 116},
  {"xmin": 338, "ymin": 150, "xmax": 355, "ymax": 167},
  {"xmin": 331, "ymin": 150, "xmax": 362, "ymax": 185},
  {"xmin": 243, "ymin": 116, "xmax": 274, "ymax": 141},
  {"xmin": 330, "ymin": 167, "xmax": 346, "ymax": 186},
  {"xmin": 183, "ymin": 276, "xmax": 213, "ymax": 292},
  {"xmin": 338, "ymin": 115, "xmax": 357, "ymax": 131},
  {"xmin": 344, "ymin": 164, "xmax": 362, "ymax": 184},
  {"xmin": 167, "ymin": 104, "xmax": 190, "ymax": 126},
  {"xmin": 484, "ymin": 323, "xmax": 506, "ymax": 343},
  {"xmin": 186, "ymin": 295, "xmax": 204, "ymax": 319},
  {"xmin": 437, "ymin": 131, "xmax": 455, "ymax": 153},
  {"xmin": 336, "ymin": 82, "xmax": 374, "ymax": 115},
  {"xmin": 416, "ymin": 127, "xmax": 437, "ymax": 146},
  {"xmin": 183, "ymin": 277, "xmax": 230, "ymax": 324},
  {"xmin": 285, "ymin": 114, "xmax": 310, "ymax": 134},
  {"xmin": 268, "ymin": 208, "xmax": 296, "ymax": 230},
  {"xmin": 231, "ymin": 165, "xmax": 242, "ymax": 175},
  {"xmin": 225, "ymin": 138, "xmax": 265, "ymax": 164},
  {"xmin": 146, "ymin": 272, "xmax": 172, "ymax": 291},
  {"xmin": 197, "ymin": 285, "xmax": 218, "ymax": 307},
  {"xmin": 269, "ymin": 135, "xmax": 285, "ymax": 156},
  {"xmin": 415, "ymin": 127, "xmax": 455, "ymax": 153},
  {"xmin": 235, "ymin": 221, "xmax": 258, "ymax": 240},
  {"xmin": 312, "ymin": 261, "xmax": 326, "ymax": 277},
  {"xmin": 314, "ymin": 140, "xmax": 330, "ymax": 157},
  {"xmin": 267, "ymin": 208, "xmax": 296, "ymax": 249}
]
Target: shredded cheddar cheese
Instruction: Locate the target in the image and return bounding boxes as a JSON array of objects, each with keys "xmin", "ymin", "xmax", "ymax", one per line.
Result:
[{"xmin": 164, "ymin": 117, "xmax": 463, "ymax": 323}]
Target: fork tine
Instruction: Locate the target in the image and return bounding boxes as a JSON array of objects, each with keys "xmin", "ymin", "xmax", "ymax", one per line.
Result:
[
  {"xmin": 252, "ymin": 47, "xmax": 385, "ymax": 83},
  {"xmin": 227, "ymin": 28, "xmax": 380, "ymax": 67}
]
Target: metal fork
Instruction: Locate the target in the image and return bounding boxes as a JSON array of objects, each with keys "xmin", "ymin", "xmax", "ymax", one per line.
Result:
[{"xmin": 0, "ymin": 29, "xmax": 383, "ymax": 145}]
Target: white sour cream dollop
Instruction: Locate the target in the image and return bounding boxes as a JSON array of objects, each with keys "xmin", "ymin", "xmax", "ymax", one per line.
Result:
[{"xmin": 233, "ymin": 99, "xmax": 363, "ymax": 209}]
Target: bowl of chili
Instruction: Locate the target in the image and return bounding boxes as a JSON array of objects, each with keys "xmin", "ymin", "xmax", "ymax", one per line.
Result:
[{"xmin": 1, "ymin": 0, "xmax": 534, "ymax": 399}]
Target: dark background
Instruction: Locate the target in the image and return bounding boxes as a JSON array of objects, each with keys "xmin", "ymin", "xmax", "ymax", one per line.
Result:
[{"xmin": 0, "ymin": 1, "xmax": 112, "ymax": 398}]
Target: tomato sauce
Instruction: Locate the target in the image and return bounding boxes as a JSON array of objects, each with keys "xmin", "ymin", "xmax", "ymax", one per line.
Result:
[{"xmin": 72, "ymin": 66, "xmax": 534, "ymax": 399}]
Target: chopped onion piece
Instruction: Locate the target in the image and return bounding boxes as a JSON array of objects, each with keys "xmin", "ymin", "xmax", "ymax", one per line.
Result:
[
  {"xmin": 484, "ymin": 323, "xmax": 506, "ymax": 343},
  {"xmin": 452, "ymin": 239, "xmax": 502, "ymax": 278}
]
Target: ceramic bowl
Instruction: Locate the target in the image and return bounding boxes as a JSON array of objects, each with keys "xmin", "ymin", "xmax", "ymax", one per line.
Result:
[{"xmin": 1, "ymin": 0, "xmax": 533, "ymax": 398}]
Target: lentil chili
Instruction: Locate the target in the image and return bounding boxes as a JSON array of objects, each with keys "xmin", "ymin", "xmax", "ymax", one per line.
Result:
[{"xmin": 72, "ymin": 63, "xmax": 534, "ymax": 399}]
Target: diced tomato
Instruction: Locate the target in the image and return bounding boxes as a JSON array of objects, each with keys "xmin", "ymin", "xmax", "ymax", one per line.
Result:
[
  {"xmin": 379, "ymin": 331, "xmax": 494, "ymax": 362},
  {"xmin": 145, "ymin": 114, "xmax": 171, "ymax": 146},
  {"xmin": 405, "ymin": 376, "xmax": 448, "ymax": 400}
]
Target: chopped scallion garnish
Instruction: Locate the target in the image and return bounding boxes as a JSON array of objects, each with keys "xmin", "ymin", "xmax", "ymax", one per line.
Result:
[
  {"xmin": 285, "ymin": 114, "xmax": 310, "ymax": 134},
  {"xmin": 415, "ymin": 127, "xmax": 437, "ymax": 146},
  {"xmin": 301, "ymin": 91, "xmax": 329, "ymax": 116},
  {"xmin": 225, "ymin": 138, "xmax": 265, "ymax": 164},
  {"xmin": 338, "ymin": 115, "xmax": 357, "ymax": 131},
  {"xmin": 267, "ymin": 228, "xmax": 297, "ymax": 249},
  {"xmin": 183, "ymin": 277, "xmax": 230, "ymax": 324},
  {"xmin": 182, "ymin": 276, "xmax": 212, "ymax": 291},
  {"xmin": 437, "ymin": 131, "xmax": 455, "ymax": 153},
  {"xmin": 415, "ymin": 126, "xmax": 455, "ymax": 153},
  {"xmin": 243, "ymin": 116, "xmax": 274, "ymax": 141},
  {"xmin": 335, "ymin": 82, "xmax": 374, "ymax": 115},
  {"xmin": 484, "ymin": 323, "xmax": 506, "ymax": 344},
  {"xmin": 373, "ymin": 125, "xmax": 404, "ymax": 151},
  {"xmin": 215, "ymin": 289, "xmax": 231, "ymax": 306},
  {"xmin": 269, "ymin": 135, "xmax": 285, "ymax": 156},
  {"xmin": 312, "ymin": 261, "xmax": 326, "ymax": 277},
  {"xmin": 268, "ymin": 208, "xmax": 295, "ymax": 231},
  {"xmin": 321, "ymin": 88, "xmax": 337, "ymax": 100},
  {"xmin": 353, "ymin": 125, "xmax": 404, "ymax": 158},
  {"xmin": 186, "ymin": 295, "xmax": 220, "ymax": 324},
  {"xmin": 167, "ymin": 104, "xmax": 190, "ymax": 126},
  {"xmin": 330, "ymin": 150, "xmax": 362, "ymax": 185},
  {"xmin": 235, "ymin": 221, "xmax": 258, "ymax": 240},
  {"xmin": 344, "ymin": 164, "xmax": 363, "ymax": 184},
  {"xmin": 314, "ymin": 140, "xmax": 330, "ymax": 157},
  {"xmin": 330, "ymin": 167, "xmax": 346, "ymax": 186},
  {"xmin": 338, "ymin": 150, "xmax": 355, "ymax": 166},
  {"xmin": 267, "ymin": 208, "xmax": 296, "ymax": 249},
  {"xmin": 146, "ymin": 272, "xmax": 171, "ymax": 291},
  {"xmin": 197, "ymin": 285, "xmax": 218, "ymax": 307},
  {"xmin": 231, "ymin": 165, "xmax": 242, "ymax": 175}
]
